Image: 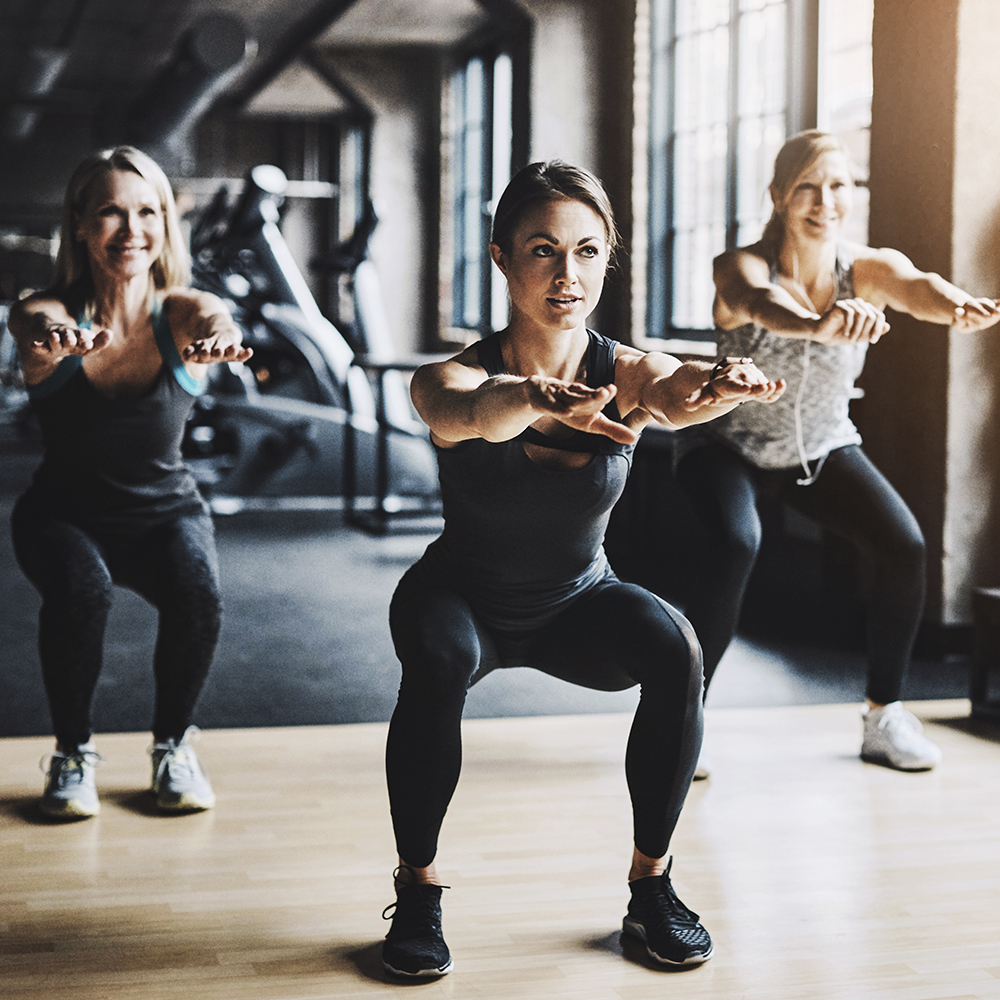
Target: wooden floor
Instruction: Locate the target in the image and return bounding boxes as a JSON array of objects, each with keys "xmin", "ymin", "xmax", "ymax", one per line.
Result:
[{"xmin": 2, "ymin": 700, "xmax": 998, "ymax": 1000}]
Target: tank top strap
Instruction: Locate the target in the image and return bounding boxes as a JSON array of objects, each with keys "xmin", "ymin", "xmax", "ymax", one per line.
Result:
[
  {"xmin": 834, "ymin": 242, "xmax": 856, "ymax": 298},
  {"xmin": 151, "ymin": 299, "xmax": 206, "ymax": 397},
  {"xmin": 584, "ymin": 328, "xmax": 618, "ymax": 388},
  {"xmin": 26, "ymin": 355, "xmax": 82, "ymax": 400},
  {"xmin": 475, "ymin": 332, "xmax": 506, "ymax": 376},
  {"xmin": 763, "ymin": 240, "xmax": 855, "ymax": 301}
]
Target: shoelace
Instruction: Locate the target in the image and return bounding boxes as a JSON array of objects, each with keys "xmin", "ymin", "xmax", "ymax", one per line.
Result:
[
  {"xmin": 876, "ymin": 702, "xmax": 921, "ymax": 734},
  {"xmin": 641, "ymin": 859, "xmax": 702, "ymax": 928},
  {"xmin": 382, "ymin": 881, "xmax": 450, "ymax": 926},
  {"xmin": 150, "ymin": 726, "xmax": 201, "ymax": 783},
  {"xmin": 40, "ymin": 749, "xmax": 102, "ymax": 779}
]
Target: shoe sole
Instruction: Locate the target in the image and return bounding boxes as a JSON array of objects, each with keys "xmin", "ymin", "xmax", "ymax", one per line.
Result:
[
  {"xmin": 382, "ymin": 958, "xmax": 453, "ymax": 978},
  {"xmin": 860, "ymin": 752, "xmax": 937, "ymax": 772},
  {"xmin": 622, "ymin": 918, "xmax": 713, "ymax": 966},
  {"xmin": 155, "ymin": 794, "xmax": 215, "ymax": 812},
  {"xmin": 40, "ymin": 801, "xmax": 99, "ymax": 820}
]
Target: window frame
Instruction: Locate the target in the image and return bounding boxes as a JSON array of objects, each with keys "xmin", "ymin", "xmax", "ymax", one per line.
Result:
[
  {"xmin": 441, "ymin": 14, "xmax": 530, "ymax": 346},
  {"xmin": 644, "ymin": 0, "xmax": 820, "ymax": 349}
]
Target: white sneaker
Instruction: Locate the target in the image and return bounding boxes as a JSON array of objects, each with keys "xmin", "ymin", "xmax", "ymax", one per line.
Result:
[
  {"xmin": 693, "ymin": 748, "xmax": 711, "ymax": 781},
  {"xmin": 861, "ymin": 702, "xmax": 942, "ymax": 771},
  {"xmin": 150, "ymin": 727, "xmax": 215, "ymax": 812},
  {"xmin": 40, "ymin": 744, "xmax": 102, "ymax": 819}
]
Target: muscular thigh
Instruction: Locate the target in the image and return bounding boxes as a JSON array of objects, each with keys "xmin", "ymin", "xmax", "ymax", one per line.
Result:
[
  {"xmin": 10, "ymin": 498, "xmax": 111, "ymax": 600},
  {"xmin": 110, "ymin": 515, "xmax": 221, "ymax": 609},
  {"xmin": 779, "ymin": 446, "xmax": 923, "ymax": 558},
  {"xmin": 523, "ymin": 579, "xmax": 700, "ymax": 692},
  {"xmin": 389, "ymin": 562, "xmax": 501, "ymax": 692}
]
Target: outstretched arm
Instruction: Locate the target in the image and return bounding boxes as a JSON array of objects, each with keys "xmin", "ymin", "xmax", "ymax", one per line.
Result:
[
  {"xmin": 7, "ymin": 294, "xmax": 113, "ymax": 385},
  {"xmin": 855, "ymin": 247, "xmax": 1000, "ymax": 332},
  {"xmin": 410, "ymin": 347, "xmax": 638, "ymax": 447},
  {"xmin": 615, "ymin": 349, "xmax": 786, "ymax": 431},
  {"xmin": 714, "ymin": 246, "xmax": 889, "ymax": 345},
  {"xmin": 164, "ymin": 289, "xmax": 253, "ymax": 366}
]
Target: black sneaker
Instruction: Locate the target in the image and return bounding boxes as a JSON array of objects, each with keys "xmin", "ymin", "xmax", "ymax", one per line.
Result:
[
  {"xmin": 381, "ymin": 880, "xmax": 453, "ymax": 977},
  {"xmin": 622, "ymin": 859, "xmax": 713, "ymax": 966}
]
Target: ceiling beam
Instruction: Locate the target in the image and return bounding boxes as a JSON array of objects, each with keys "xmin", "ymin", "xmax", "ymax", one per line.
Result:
[{"xmin": 224, "ymin": 0, "xmax": 363, "ymax": 111}]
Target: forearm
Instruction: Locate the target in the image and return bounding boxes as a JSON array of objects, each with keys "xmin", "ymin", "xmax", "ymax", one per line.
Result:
[
  {"xmin": 743, "ymin": 287, "xmax": 820, "ymax": 338},
  {"xmin": 898, "ymin": 273, "xmax": 976, "ymax": 323},
  {"xmin": 8, "ymin": 296, "xmax": 75, "ymax": 347},
  {"xmin": 424, "ymin": 375, "xmax": 538, "ymax": 443},
  {"xmin": 642, "ymin": 362, "xmax": 741, "ymax": 428},
  {"xmin": 8, "ymin": 297, "xmax": 76, "ymax": 382}
]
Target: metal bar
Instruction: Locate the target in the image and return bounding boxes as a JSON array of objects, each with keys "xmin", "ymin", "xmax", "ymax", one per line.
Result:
[{"xmin": 225, "ymin": 0, "xmax": 363, "ymax": 110}]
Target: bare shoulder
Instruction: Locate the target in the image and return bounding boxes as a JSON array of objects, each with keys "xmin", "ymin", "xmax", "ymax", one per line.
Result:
[
  {"xmin": 162, "ymin": 287, "xmax": 227, "ymax": 318},
  {"xmin": 614, "ymin": 344, "xmax": 682, "ymax": 420},
  {"xmin": 715, "ymin": 242, "xmax": 770, "ymax": 277},
  {"xmin": 615, "ymin": 344, "xmax": 681, "ymax": 381},
  {"xmin": 162, "ymin": 287, "xmax": 233, "ymax": 341},
  {"xmin": 412, "ymin": 343, "xmax": 487, "ymax": 395},
  {"xmin": 850, "ymin": 244, "xmax": 922, "ymax": 302}
]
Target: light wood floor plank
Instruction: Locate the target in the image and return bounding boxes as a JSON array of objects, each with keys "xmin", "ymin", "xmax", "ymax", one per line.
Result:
[{"xmin": 2, "ymin": 700, "xmax": 999, "ymax": 999}]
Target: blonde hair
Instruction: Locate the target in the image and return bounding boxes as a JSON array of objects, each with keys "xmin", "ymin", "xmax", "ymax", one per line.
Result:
[
  {"xmin": 760, "ymin": 130, "xmax": 852, "ymax": 247},
  {"xmin": 53, "ymin": 146, "xmax": 190, "ymax": 311}
]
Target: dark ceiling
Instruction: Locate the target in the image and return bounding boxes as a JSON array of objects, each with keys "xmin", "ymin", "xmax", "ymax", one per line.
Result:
[{"xmin": 0, "ymin": 0, "xmax": 495, "ymax": 152}]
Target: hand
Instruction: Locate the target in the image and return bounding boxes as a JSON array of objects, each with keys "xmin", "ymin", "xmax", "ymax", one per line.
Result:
[
  {"xmin": 181, "ymin": 312, "xmax": 253, "ymax": 364},
  {"xmin": 952, "ymin": 298, "xmax": 1000, "ymax": 332},
  {"xmin": 814, "ymin": 298, "xmax": 890, "ymax": 345},
  {"xmin": 526, "ymin": 376, "xmax": 639, "ymax": 445},
  {"xmin": 29, "ymin": 319, "xmax": 113, "ymax": 358},
  {"xmin": 683, "ymin": 358, "xmax": 786, "ymax": 412}
]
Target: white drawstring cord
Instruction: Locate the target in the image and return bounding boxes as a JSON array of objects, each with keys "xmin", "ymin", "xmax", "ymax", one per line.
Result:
[{"xmin": 793, "ymin": 336, "xmax": 827, "ymax": 486}]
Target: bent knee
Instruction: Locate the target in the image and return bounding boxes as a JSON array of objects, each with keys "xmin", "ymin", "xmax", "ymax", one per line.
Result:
[{"xmin": 629, "ymin": 601, "xmax": 704, "ymax": 697}]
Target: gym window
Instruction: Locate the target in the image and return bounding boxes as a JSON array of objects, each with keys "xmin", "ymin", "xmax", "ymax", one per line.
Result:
[
  {"xmin": 441, "ymin": 47, "xmax": 524, "ymax": 343},
  {"xmin": 640, "ymin": 0, "xmax": 872, "ymax": 348}
]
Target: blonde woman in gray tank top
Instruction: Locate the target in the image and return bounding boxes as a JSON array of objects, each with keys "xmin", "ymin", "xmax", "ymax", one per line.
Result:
[{"xmin": 676, "ymin": 129, "xmax": 1000, "ymax": 776}]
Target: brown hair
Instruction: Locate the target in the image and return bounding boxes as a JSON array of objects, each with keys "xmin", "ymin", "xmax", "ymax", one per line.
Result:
[
  {"xmin": 760, "ymin": 130, "xmax": 852, "ymax": 246},
  {"xmin": 490, "ymin": 160, "xmax": 619, "ymax": 260},
  {"xmin": 53, "ymin": 145, "xmax": 189, "ymax": 311}
]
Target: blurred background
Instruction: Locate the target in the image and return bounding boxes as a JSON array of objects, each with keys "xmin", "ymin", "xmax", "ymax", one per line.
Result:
[{"xmin": 2, "ymin": 0, "xmax": 998, "ymax": 737}]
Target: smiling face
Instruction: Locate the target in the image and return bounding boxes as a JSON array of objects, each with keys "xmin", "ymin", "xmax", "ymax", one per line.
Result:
[
  {"xmin": 74, "ymin": 168, "xmax": 166, "ymax": 283},
  {"xmin": 776, "ymin": 150, "xmax": 854, "ymax": 245},
  {"xmin": 490, "ymin": 197, "xmax": 609, "ymax": 334}
]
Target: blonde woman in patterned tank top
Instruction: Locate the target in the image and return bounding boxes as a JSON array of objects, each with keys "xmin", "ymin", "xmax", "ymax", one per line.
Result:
[{"xmin": 676, "ymin": 129, "xmax": 1000, "ymax": 776}]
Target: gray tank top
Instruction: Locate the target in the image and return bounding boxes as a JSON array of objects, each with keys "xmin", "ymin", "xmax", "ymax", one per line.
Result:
[
  {"xmin": 418, "ymin": 330, "xmax": 634, "ymax": 632},
  {"xmin": 708, "ymin": 242, "xmax": 866, "ymax": 475}
]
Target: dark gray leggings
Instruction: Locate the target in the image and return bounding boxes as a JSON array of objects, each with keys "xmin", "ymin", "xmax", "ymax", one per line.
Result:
[
  {"xmin": 386, "ymin": 564, "xmax": 705, "ymax": 866},
  {"xmin": 11, "ymin": 499, "xmax": 222, "ymax": 748},
  {"xmin": 674, "ymin": 443, "xmax": 926, "ymax": 704}
]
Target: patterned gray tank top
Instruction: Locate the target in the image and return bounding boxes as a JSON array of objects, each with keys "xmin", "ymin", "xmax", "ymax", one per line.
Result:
[{"xmin": 708, "ymin": 242, "xmax": 866, "ymax": 475}]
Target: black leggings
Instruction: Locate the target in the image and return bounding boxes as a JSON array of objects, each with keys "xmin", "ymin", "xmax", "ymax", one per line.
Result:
[
  {"xmin": 385, "ymin": 564, "xmax": 704, "ymax": 866},
  {"xmin": 674, "ymin": 444, "xmax": 925, "ymax": 704},
  {"xmin": 11, "ymin": 499, "xmax": 222, "ymax": 748}
]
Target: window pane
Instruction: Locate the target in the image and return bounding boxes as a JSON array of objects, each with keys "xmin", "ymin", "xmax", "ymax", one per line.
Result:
[
  {"xmin": 738, "ymin": 5, "xmax": 786, "ymax": 117},
  {"xmin": 491, "ymin": 53, "xmax": 513, "ymax": 331},
  {"xmin": 452, "ymin": 58, "xmax": 486, "ymax": 329},
  {"xmin": 676, "ymin": 0, "xmax": 729, "ymax": 36},
  {"xmin": 822, "ymin": 0, "xmax": 873, "ymax": 242}
]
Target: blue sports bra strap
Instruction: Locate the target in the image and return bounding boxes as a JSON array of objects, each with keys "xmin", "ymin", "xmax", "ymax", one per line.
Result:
[
  {"xmin": 152, "ymin": 299, "xmax": 205, "ymax": 396},
  {"xmin": 26, "ymin": 355, "xmax": 82, "ymax": 400}
]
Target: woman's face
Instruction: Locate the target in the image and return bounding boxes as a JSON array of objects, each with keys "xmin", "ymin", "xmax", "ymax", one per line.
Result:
[
  {"xmin": 777, "ymin": 150, "xmax": 854, "ymax": 244},
  {"xmin": 491, "ymin": 197, "xmax": 609, "ymax": 333},
  {"xmin": 75, "ymin": 169, "xmax": 165, "ymax": 282}
]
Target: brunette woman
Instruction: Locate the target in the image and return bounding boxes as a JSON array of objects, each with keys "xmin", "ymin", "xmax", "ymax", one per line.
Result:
[{"xmin": 379, "ymin": 160, "xmax": 784, "ymax": 976}]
